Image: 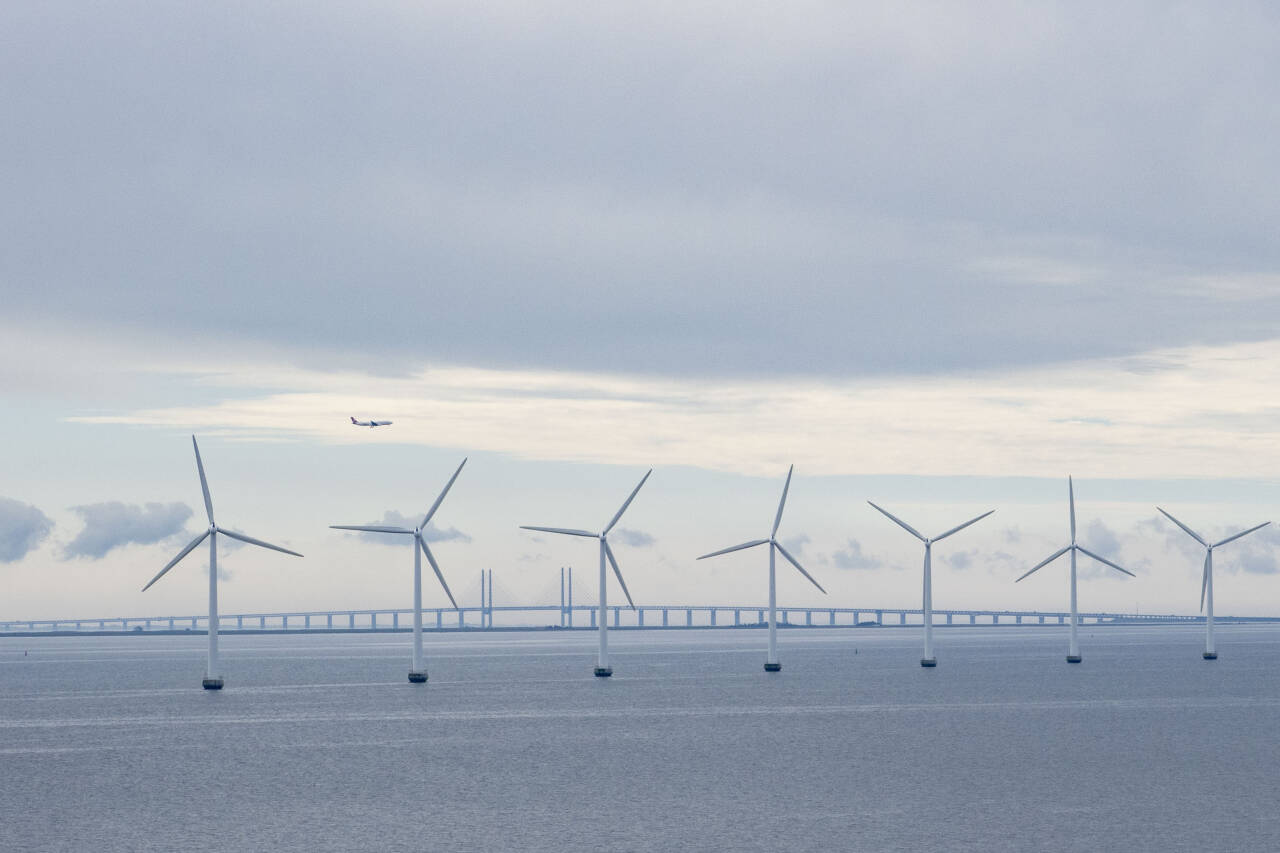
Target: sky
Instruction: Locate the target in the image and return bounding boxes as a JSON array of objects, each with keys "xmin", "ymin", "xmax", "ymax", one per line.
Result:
[{"xmin": 4, "ymin": 2, "xmax": 1280, "ymax": 621}]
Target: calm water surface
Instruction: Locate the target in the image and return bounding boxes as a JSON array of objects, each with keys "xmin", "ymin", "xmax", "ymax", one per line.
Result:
[{"xmin": 2, "ymin": 625, "xmax": 1278, "ymax": 852}]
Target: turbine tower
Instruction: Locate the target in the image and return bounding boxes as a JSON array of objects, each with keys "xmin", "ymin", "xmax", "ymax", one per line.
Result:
[
  {"xmin": 331, "ymin": 458, "xmax": 466, "ymax": 683},
  {"xmin": 697, "ymin": 465, "xmax": 826, "ymax": 672},
  {"xmin": 1157, "ymin": 507, "xmax": 1269, "ymax": 661},
  {"xmin": 1016, "ymin": 477, "xmax": 1133, "ymax": 663},
  {"xmin": 143, "ymin": 436, "xmax": 303, "ymax": 690},
  {"xmin": 521, "ymin": 469, "xmax": 651, "ymax": 678},
  {"xmin": 868, "ymin": 502, "xmax": 994, "ymax": 667}
]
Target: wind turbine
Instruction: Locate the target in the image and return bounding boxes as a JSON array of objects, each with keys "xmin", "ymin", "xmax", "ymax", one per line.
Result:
[
  {"xmin": 520, "ymin": 469, "xmax": 651, "ymax": 678},
  {"xmin": 1016, "ymin": 477, "xmax": 1133, "ymax": 663},
  {"xmin": 697, "ymin": 465, "xmax": 826, "ymax": 672},
  {"xmin": 331, "ymin": 458, "xmax": 466, "ymax": 683},
  {"xmin": 868, "ymin": 502, "xmax": 994, "ymax": 667},
  {"xmin": 1157, "ymin": 507, "xmax": 1269, "ymax": 660},
  {"xmin": 142, "ymin": 436, "xmax": 303, "ymax": 690}
]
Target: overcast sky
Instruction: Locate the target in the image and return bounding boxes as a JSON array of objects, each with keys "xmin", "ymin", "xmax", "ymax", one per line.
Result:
[{"xmin": 4, "ymin": 3, "xmax": 1280, "ymax": 621}]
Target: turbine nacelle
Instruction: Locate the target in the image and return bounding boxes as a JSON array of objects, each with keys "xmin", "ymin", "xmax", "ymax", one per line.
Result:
[
  {"xmin": 1156, "ymin": 506, "xmax": 1269, "ymax": 613},
  {"xmin": 519, "ymin": 469, "xmax": 652, "ymax": 610},
  {"xmin": 328, "ymin": 457, "xmax": 468, "ymax": 610},
  {"xmin": 143, "ymin": 437, "xmax": 302, "ymax": 592},
  {"xmin": 1017, "ymin": 478, "xmax": 1132, "ymax": 583},
  {"xmin": 698, "ymin": 465, "xmax": 827, "ymax": 595}
]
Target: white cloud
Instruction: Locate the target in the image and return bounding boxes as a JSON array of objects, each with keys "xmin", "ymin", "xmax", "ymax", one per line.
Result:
[{"xmin": 67, "ymin": 337, "xmax": 1280, "ymax": 481}]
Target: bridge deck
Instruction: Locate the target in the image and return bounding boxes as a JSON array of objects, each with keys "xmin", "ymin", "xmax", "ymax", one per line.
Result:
[{"xmin": 4, "ymin": 604, "xmax": 1274, "ymax": 634}]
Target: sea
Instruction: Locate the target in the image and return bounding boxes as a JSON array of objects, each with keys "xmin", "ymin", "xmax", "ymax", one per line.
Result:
[{"xmin": 2, "ymin": 624, "xmax": 1278, "ymax": 852}]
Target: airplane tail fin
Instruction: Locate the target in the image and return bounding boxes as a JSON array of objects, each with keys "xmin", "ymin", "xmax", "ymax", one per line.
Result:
[{"xmin": 350, "ymin": 416, "xmax": 357, "ymax": 424}]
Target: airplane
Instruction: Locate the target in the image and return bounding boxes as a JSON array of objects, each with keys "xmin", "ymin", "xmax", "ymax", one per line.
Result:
[{"xmin": 351, "ymin": 417, "xmax": 393, "ymax": 428}]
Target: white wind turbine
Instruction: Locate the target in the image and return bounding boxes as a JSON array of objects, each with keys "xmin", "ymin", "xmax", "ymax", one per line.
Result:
[
  {"xmin": 697, "ymin": 465, "xmax": 826, "ymax": 672},
  {"xmin": 142, "ymin": 436, "xmax": 303, "ymax": 690},
  {"xmin": 868, "ymin": 502, "xmax": 994, "ymax": 667},
  {"xmin": 520, "ymin": 470, "xmax": 651, "ymax": 678},
  {"xmin": 1016, "ymin": 477, "xmax": 1133, "ymax": 663},
  {"xmin": 1157, "ymin": 507, "xmax": 1269, "ymax": 661},
  {"xmin": 331, "ymin": 458, "xmax": 466, "ymax": 683}
]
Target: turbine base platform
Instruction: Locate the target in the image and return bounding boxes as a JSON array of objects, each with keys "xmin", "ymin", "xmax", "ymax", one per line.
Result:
[
  {"xmin": 408, "ymin": 671, "xmax": 428, "ymax": 683},
  {"xmin": 593, "ymin": 667, "xmax": 612, "ymax": 678},
  {"xmin": 1066, "ymin": 655, "xmax": 1082, "ymax": 664},
  {"xmin": 764, "ymin": 662, "xmax": 782, "ymax": 672},
  {"xmin": 920, "ymin": 658, "xmax": 937, "ymax": 668},
  {"xmin": 1203, "ymin": 652, "xmax": 1218, "ymax": 660},
  {"xmin": 202, "ymin": 677, "xmax": 224, "ymax": 690}
]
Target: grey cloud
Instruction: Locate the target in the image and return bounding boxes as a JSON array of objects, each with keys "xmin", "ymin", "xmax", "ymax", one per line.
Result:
[
  {"xmin": 1218, "ymin": 525, "xmax": 1280, "ymax": 576},
  {"xmin": 611, "ymin": 528, "xmax": 654, "ymax": 548},
  {"xmin": 0, "ymin": 498, "xmax": 54, "ymax": 563},
  {"xmin": 833, "ymin": 539, "xmax": 880, "ymax": 571},
  {"xmin": 780, "ymin": 533, "xmax": 810, "ymax": 556},
  {"xmin": 65, "ymin": 502, "xmax": 193, "ymax": 559},
  {"xmin": 6, "ymin": 6, "xmax": 1280, "ymax": 381},
  {"xmin": 1001, "ymin": 527, "xmax": 1023, "ymax": 544},
  {"xmin": 947, "ymin": 550, "xmax": 975, "ymax": 571},
  {"xmin": 344, "ymin": 511, "xmax": 471, "ymax": 545},
  {"xmin": 1084, "ymin": 519, "xmax": 1122, "ymax": 559},
  {"xmin": 1077, "ymin": 519, "xmax": 1137, "ymax": 580}
]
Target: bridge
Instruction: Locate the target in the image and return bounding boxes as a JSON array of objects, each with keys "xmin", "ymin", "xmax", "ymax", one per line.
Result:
[{"xmin": 3, "ymin": 604, "xmax": 1276, "ymax": 635}]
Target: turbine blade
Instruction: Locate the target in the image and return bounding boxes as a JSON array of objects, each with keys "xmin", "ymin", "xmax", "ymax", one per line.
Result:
[
  {"xmin": 217, "ymin": 528, "xmax": 303, "ymax": 558},
  {"xmin": 1068, "ymin": 476, "xmax": 1076, "ymax": 543},
  {"xmin": 419, "ymin": 538, "xmax": 458, "ymax": 609},
  {"xmin": 142, "ymin": 530, "xmax": 210, "ymax": 591},
  {"xmin": 520, "ymin": 526, "xmax": 598, "ymax": 538},
  {"xmin": 774, "ymin": 541, "xmax": 827, "ymax": 594},
  {"xmin": 771, "ymin": 465, "xmax": 794, "ymax": 538},
  {"xmin": 1213, "ymin": 521, "xmax": 1270, "ymax": 549},
  {"xmin": 1015, "ymin": 545, "xmax": 1070, "ymax": 582},
  {"xmin": 603, "ymin": 469, "xmax": 652, "ymax": 535},
  {"xmin": 329, "ymin": 525, "xmax": 414, "ymax": 534},
  {"xmin": 1076, "ymin": 545, "xmax": 1134, "ymax": 577},
  {"xmin": 603, "ymin": 539, "xmax": 636, "ymax": 609},
  {"xmin": 1200, "ymin": 552, "xmax": 1210, "ymax": 612},
  {"xmin": 192, "ymin": 436, "xmax": 214, "ymax": 525},
  {"xmin": 867, "ymin": 501, "xmax": 926, "ymax": 541},
  {"xmin": 696, "ymin": 539, "xmax": 769, "ymax": 560},
  {"xmin": 421, "ymin": 458, "xmax": 467, "ymax": 528},
  {"xmin": 932, "ymin": 510, "xmax": 996, "ymax": 542},
  {"xmin": 1156, "ymin": 507, "xmax": 1207, "ymax": 547}
]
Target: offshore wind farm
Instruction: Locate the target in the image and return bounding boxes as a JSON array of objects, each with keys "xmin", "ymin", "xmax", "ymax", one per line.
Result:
[{"xmin": 8, "ymin": 3, "xmax": 1280, "ymax": 851}]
